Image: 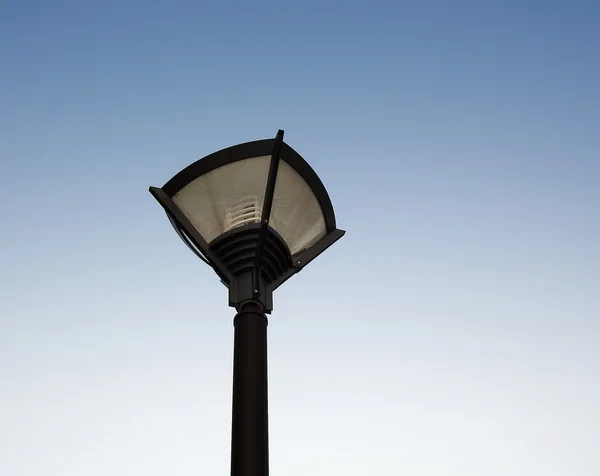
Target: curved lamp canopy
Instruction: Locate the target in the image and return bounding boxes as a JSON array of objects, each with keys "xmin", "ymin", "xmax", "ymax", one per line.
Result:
[{"xmin": 149, "ymin": 130, "xmax": 345, "ymax": 312}]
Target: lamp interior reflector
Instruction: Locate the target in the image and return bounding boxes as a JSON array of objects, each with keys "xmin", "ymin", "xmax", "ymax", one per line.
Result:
[{"xmin": 224, "ymin": 196, "xmax": 263, "ymax": 233}]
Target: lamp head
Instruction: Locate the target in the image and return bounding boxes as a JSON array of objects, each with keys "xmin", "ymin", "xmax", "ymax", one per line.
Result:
[{"xmin": 150, "ymin": 130, "xmax": 345, "ymax": 312}]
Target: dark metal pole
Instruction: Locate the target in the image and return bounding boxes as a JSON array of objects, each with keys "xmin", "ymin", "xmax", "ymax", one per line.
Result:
[{"xmin": 231, "ymin": 300, "xmax": 269, "ymax": 476}]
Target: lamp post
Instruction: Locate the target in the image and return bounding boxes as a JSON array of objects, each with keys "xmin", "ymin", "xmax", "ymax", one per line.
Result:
[{"xmin": 149, "ymin": 130, "xmax": 344, "ymax": 476}]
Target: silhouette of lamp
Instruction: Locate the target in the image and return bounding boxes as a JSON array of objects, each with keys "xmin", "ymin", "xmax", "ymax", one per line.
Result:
[{"xmin": 149, "ymin": 130, "xmax": 344, "ymax": 476}]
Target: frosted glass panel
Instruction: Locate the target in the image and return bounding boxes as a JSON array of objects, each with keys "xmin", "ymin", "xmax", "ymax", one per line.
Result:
[
  {"xmin": 172, "ymin": 155, "xmax": 326, "ymax": 254},
  {"xmin": 269, "ymin": 160, "xmax": 326, "ymax": 254},
  {"xmin": 172, "ymin": 156, "xmax": 270, "ymax": 243}
]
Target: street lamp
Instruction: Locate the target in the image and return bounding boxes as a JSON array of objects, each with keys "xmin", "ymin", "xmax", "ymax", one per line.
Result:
[{"xmin": 149, "ymin": 130, "xmax": 344, "ymax": 476}]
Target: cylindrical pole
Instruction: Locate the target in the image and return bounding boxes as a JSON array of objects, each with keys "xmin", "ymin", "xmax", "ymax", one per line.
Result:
[{"xmin": 230, "ymin": 300, "xmax": 269, "ymax": 476}]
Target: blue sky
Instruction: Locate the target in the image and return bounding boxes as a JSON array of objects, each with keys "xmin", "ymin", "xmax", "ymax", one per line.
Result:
[{"xmin": 1, "ymin": 1, "xmax": 599, "ymax": 474}]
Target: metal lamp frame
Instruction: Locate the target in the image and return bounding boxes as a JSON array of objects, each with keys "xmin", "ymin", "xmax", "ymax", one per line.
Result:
[{"xmin": 149, "ymin": 130, "xmax": 345, "ymax": 312}]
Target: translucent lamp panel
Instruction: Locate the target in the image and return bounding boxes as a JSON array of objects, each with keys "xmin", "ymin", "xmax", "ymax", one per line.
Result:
[
  {"xmin": 269, "ymin": 159, "xmax": 327, "ymax": 255},
  {"xmin": 172, "ymin": 156, "xmax": 270, "ymax": 243}
]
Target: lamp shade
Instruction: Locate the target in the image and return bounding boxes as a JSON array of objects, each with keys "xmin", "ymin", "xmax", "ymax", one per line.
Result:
[
  {"xmin": 150, "ymin": 131, "xmax": 344, "ymax": 311},
  {"xmin": 171, "ymin": 154, "xmax": 327, "ymax": 255},
  {"xmin": 172, "ymin": 155, "xmax": 271, "ymax": 244},
  {"xmin": 269, "ymin": 159, "xmax": 326, "ymax": 254}
]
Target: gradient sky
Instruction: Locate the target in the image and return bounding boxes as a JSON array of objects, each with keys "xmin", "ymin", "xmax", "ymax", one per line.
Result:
[{"xmin": 1, "ymin": 1, "xmax": 599, "ymax": 475}]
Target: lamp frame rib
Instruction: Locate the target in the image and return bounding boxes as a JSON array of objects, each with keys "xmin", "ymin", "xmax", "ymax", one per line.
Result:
[{"xmin": 253, "ymin": 129, "xmax": 284, "ymax": 300}]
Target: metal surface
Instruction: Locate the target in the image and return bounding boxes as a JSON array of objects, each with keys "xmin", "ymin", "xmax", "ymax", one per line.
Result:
[
  {"xmin": 270, "ymin": 228, "xmax": 346, "ymax": 291},
  {"xmin": 254, "ymin": 130, "xmax": 284, "ymax": 298},
  {"xmin": 231, "ymin": 300, "xmax": 269, "ymax": 476},
  {"xmin": 209, "ymin": 223, "xmax": 293, "ymax": 312}
]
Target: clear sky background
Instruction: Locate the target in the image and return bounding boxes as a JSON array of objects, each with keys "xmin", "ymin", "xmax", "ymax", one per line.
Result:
[{"xmin": 1, "ymin": 1, "xmax": 599, "ymax": 475}]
